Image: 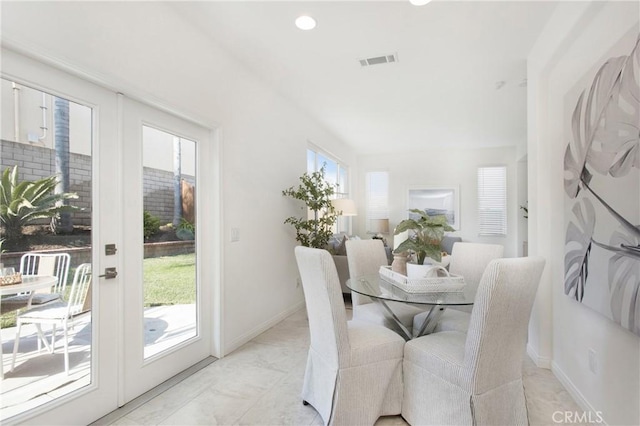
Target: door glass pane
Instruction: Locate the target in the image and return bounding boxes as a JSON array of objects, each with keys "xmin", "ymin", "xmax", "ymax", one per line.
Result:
[
  {"xmin": 1, "ymin": 79, "xmax": 93, "ymax": 420},
  {"xmin": 142, "ymin": 126, "xmax": 197, "ymax": 359}
]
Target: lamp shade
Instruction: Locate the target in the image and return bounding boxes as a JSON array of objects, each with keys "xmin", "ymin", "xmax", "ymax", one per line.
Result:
[
  {"xmin": 369, "ymin": 219, "xmax": 390, "ymax": 234},
  {"xmin": 393, "ymin": 230, "xmax": 409, "ymax": 251},
  {"xmin": 332, "ymin": 198, "xmax": 357, "ymax": 216}
]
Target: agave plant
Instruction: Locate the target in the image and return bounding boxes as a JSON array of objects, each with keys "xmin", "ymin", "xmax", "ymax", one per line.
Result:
[
  {"xmin": 0, "ymin": 165, "xmax": 79, "ymax": 241},
  {"xmin": 393, "ymin": 209, "xmax": 454, "ymax": 264}
]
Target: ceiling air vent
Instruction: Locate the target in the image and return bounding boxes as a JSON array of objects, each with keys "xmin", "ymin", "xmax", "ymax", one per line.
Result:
[{"xmin": 359, "ymin": 53, "xmax": 398, "ymax": 67}]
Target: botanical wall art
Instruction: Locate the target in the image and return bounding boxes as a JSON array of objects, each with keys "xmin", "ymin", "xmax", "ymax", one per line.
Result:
[{"xmin": 564, "ymin": 33, "xmax": 640, "ymax": 336}]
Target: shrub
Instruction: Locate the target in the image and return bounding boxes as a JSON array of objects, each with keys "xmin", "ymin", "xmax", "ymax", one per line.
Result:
[{"xmin": 143, "ymin": 211, "xmax": 161, "ymax": 239}]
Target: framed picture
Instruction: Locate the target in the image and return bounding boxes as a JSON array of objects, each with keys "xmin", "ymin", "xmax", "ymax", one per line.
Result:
[{"xmin": 407, "ymin": 186, "xmax": 460, "ymax": 230}]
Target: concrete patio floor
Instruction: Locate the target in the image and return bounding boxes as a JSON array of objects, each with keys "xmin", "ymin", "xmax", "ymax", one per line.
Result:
[{"xmin": 0, "ymin": 304, "xmax": 196, "ymax": 422}]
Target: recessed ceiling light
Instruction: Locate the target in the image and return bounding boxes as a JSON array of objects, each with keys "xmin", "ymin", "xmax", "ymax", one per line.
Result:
[
  {"xmin": 295, "ymin": 15, "xmax": 317, "ymax": 31},
  {"xmin": 409, "ymin": 0, "xmax": 432, "ymax": 5}
]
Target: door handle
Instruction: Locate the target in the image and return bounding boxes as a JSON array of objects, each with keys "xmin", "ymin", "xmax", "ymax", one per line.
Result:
[{"xmin": 98, "ymin": 267, "xmax": 118, "ymax": 279}]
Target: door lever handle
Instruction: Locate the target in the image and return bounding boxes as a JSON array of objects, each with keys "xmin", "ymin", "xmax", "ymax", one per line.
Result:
[{"xmin": 98, "ymin": 267, "xmax": 118, "ymax": 279}]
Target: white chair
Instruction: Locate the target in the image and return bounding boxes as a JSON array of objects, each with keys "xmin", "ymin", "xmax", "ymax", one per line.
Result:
[
  {"xmin": 402, "ymin": 257, "xmax": 545, "ymax": 425},
  {"xmin": 295, "ymin": 246, "xmax": 405, "ymax": 425},
  {"xmin": 347, "ymin": 239, "xmax": 425, "ymax": 336},
  {"xmin": 11, "ymin": 263, "xmax": 91, "ymax": 376},
  {"xmin": 1, "ymin": 252, "xmax": 71, "ymax": 313},
  {"xmin": 412, "ymin": 242, "xmax": 504, "ymax": 334}
]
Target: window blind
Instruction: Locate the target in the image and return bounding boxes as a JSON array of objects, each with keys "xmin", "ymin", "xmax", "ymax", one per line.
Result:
[
  {"xmin": 478, "ymin": 166, "xmax": 507, "ymax": 236},
  {"xmin": 366, "ymin": 171, "xmax": 389, "ymax": 224}
]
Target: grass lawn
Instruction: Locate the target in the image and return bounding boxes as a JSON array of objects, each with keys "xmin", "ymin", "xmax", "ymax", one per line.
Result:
[
  {"xmin": 1, "ymin": 253, "xmax": 196, "ymax": 328},
  {"xmin": 144, "ymin": 253, "xmax": 196, "ymax": 306}
]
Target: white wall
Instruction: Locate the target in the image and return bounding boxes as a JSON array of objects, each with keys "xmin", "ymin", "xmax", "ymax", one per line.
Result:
[
  {"xmin": 528, "ymin": 2, "xmax": 639, "ymax": 424},
  {"xmin": 356, "ymin": 146, "xmax": 519, "ymax": 257},
  {"xmin": 1, "ymin": 2, "xmax": 355, "ymax": 355}
]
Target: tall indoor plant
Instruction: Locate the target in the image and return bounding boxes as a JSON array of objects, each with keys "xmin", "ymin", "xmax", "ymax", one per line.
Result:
[
  {"xmin": 282, "ymin": 167, "xmax": 338, "ymax": 249},
  {"xmin": 393, "ymin": 209, "xmax": 455, "ymax": 265}
]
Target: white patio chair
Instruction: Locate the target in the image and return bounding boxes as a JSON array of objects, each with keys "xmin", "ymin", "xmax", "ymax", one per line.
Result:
[
  {"xmin": 11, "ymin": 263, "xmax": 91, "ymax": 376},
  {"xmin": 1, "ymin": 252, "xmax": 71, "ymax": 313}
]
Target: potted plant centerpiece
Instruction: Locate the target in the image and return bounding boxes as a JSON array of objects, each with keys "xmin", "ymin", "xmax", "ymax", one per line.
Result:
[{"xmin": 393, "ymin": 209, "xmax": 455, "ymax": 278}]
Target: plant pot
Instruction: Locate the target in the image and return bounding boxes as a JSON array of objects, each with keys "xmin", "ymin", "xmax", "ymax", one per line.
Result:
[{"xmin": 406, "ymin": 263, "xmax": 438, "ymax": 279}]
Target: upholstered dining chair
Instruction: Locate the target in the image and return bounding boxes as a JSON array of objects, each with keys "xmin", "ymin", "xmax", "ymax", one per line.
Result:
[
  {"xmin": 346, "ymin": 239, "xmax": 425, "ymax": 336},
  {"xmin": 11, "ymin": 263, "xmax": 92, "ymax": 376},
  {"xmin": 412, "ymin": 242, "xmax": 504, "ymax": 334},
  {"xmin": 402, "ymin": 257, "xmax": 545, "ymax": 425},
  {"xmin": 1, "ymin": 252, "xmax": 71, "ymax": 313},
  {"xmin": 295, "ymin": 246, "xmax": 405, "ymax": 426}
]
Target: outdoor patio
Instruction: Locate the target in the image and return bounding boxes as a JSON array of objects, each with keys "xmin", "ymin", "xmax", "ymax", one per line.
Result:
[{"xmin": 0, "ymin": 304, "xmax": 196, "ymax": 422}]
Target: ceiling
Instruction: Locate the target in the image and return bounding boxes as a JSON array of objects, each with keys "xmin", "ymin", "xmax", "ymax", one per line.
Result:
[{"xmin": 169, "ymin": 1, "xmax": 559, "ymax": 155}]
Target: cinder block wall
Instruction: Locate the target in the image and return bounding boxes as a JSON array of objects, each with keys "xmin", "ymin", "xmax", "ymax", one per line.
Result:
[{"xmin": 1, "ymin": 139, "xmax": 195, "ymax": 227}]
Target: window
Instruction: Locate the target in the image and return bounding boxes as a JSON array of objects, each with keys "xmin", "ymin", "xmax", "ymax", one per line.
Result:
[
  {"xmin": 307, "ymin": 147, "xmax": 350, "ymax": 233},
  {"xmin": 366, "ymin": 171, "xmax": 389, "ymax": 232},
  {"xmin": 478, "ymin": 166, "xmax": 507, "ymax": 236}
]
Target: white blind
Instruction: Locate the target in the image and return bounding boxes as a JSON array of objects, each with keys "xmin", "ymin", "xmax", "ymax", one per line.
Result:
[
  {"xmin": 366, "ymin": 171, "xmax": 389, "ymax": 222},
  {"xmin": 478, "ymin": 166, "xmax": 507, "ymax": 236}
]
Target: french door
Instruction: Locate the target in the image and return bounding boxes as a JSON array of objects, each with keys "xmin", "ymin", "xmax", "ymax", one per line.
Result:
[
  {"xmin": 120, "ymin": 97, "xmax": 212, "ymax": 403},
  {"xmin": 1, "ymin": 49, "xmax": 214, "ymax": 423}
]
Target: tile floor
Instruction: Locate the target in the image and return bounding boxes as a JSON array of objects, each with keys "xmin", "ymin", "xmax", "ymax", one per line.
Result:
[{"xmin": 103, "ymin": 305, "xmax": 586, "ymax": 426}]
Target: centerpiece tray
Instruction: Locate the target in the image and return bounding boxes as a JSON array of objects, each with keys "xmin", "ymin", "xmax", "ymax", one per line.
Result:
[{"xmin": 379, "ymin": 266, "xmax": 465, "ymax": 294}]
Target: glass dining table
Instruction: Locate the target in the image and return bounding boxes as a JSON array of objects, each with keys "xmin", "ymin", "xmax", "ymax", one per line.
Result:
[{"xmin": 347, "ymin": 274, "xmax": 475, "ymax": 341}]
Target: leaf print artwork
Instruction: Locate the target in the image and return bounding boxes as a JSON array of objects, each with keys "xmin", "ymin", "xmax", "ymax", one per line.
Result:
[
  {"xmin": 608, "ymin": 228, "xmax": 640, "ymax": 335},
  {"xmin": 565, "ymin": 199, "xmax": 596, "ymax": 301},
  {"xmin": 564, "ymin": 33, "xmax": 640, "ymax": 336}
]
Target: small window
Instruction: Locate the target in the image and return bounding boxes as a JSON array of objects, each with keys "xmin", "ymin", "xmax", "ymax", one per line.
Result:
[
  {"xmin": 366, "ymin": 171, "xmax": 389, "ymax": 232},
  {"xmin": 478, "ymin": 166, "xmax": 507, "ymax": 236}
]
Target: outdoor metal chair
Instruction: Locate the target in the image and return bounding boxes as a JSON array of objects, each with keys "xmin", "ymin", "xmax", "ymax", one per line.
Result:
[
  {"xmin": 10, "ymin": 263, "xmax": 91, "ymax": 376},
  {"xmin": 1, "ymin": 252, "xmax": 71, "ymax": 313}
]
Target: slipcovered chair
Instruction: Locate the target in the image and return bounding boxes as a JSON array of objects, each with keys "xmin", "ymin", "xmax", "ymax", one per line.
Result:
[
  {"xmin": 402, "ymin": 257, "xmax": 545, "ymax": 425},
  {"xmin": 412, "ymin": 242, "xmax": 504, "ymax": 334},
  {"xmin": 347, "ymin": 239, "xmax": 425, "ymax": 336},
  {"xmin": 294, "ymin": 246, "xmax": 405, "ymax": 426}
]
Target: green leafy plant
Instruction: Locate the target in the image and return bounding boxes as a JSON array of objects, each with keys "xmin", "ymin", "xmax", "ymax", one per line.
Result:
[
  {"xmin": 282, "ymin": 167, "xmax": 338, "ymax": 249},
  {"xmin": 143, "ymin": 210, "xmax": 161, "ymax": 239},
  {"xmin": 393, "ymin": 209, "xmax": 455, "ymax": 264},
  {"xmin": 176, "ymin": 218, "xmax": 195, "ymax": 241},
  {"xmin": 0, "ymin": 165, "xmax": 79, "ymax": 242}
]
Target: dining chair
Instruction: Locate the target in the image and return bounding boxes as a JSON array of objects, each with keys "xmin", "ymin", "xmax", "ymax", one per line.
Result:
[
  {"xmin": 11, "ymin": 263, "xmax": 92, "ymax": 376},
  {"xmin": 402, "ymin": 257, "xmax": 545, "ymax": 425},
  {"xmin": 347, "ymin": 239, "xmax": 425, "ymax": 335},
  {"xmin": 0, "ymin": 252, "xmax": 71, "ymax": 313},
  {"xmin": 295, "ymin": 246, "xmax": 405, "ymax": 425},
  {"xmin": 412, "ymin": 242, "xmax": 504, "ymax": 334}
]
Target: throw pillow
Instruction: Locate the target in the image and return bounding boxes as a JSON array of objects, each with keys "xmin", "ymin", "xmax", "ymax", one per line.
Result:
[{"xmin": 335, "ymin": 235, "xmax": 348, "ymax": 256}]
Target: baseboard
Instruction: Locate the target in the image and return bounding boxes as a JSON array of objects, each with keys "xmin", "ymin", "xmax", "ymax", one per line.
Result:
[
  {"xmin": 527, "ymin": 343, "xmax": 552, "ymax": 369},
  {"xmin": 224, "ymin": 300, "xmax": 305, "ymax": 355},
  {"xmin": 551, "ymin": 361, "xmax": 606, "ymax": 425}
]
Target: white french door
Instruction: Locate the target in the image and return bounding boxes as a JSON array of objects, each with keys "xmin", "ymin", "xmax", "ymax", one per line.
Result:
[
  {"xmin": 120, "ymin": 97, "xmax": 212, "ymax": 404},
  {"xmin": 1, "ymin": 49, "xmax": 215, "ymax": 423},
  {"xmin": 1, "ymin": 50, "xmax": 120, "ymax": 425}
]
